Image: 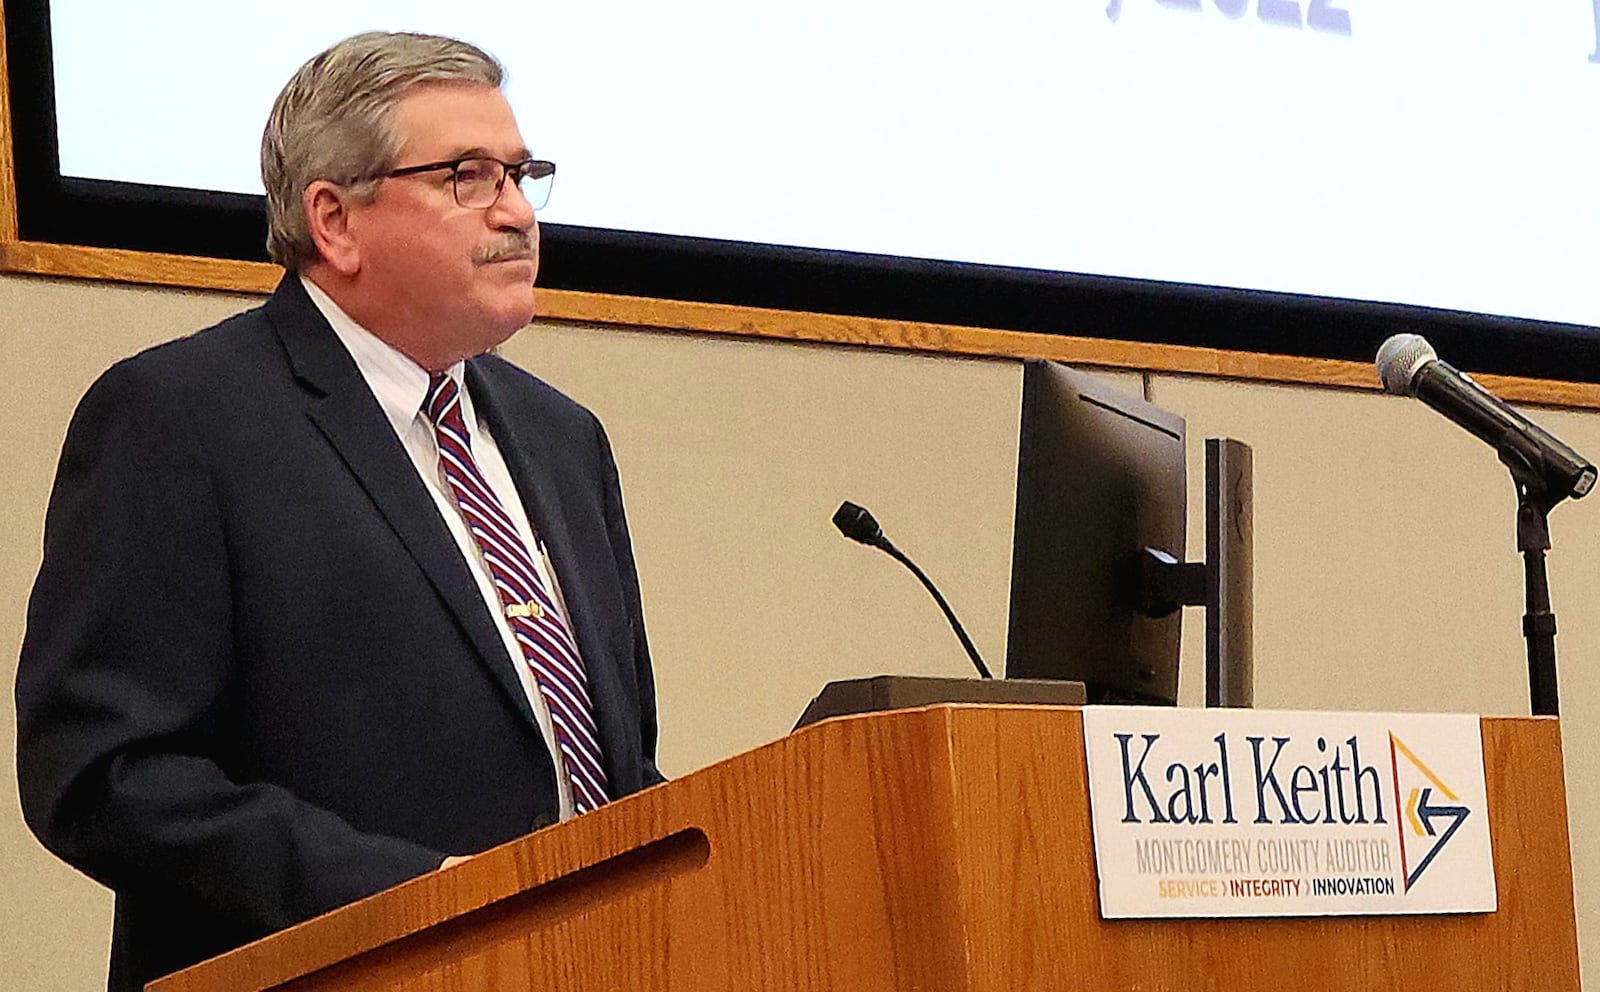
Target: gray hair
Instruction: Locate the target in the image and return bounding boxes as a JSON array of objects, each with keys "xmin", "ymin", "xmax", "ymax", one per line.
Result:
[{"xmin": 261, "ymin": 32, "xmax": 504, "ymax": 270}]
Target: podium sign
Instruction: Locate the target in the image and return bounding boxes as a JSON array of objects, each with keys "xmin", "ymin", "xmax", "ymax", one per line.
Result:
[{"xmin": 1082, "ymin": 706, "xmax": 1496, "ymax": 919}]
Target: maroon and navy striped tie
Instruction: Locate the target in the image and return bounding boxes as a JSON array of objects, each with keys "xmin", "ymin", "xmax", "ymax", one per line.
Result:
[{"xmin": 423, "ymin": 372, "xmax": 609, "ymax": 813}]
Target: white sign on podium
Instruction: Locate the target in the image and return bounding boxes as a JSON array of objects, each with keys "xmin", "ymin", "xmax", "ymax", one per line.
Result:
[{"xmin": 1081, "ymin": 707, "xmax": 1495, "ymax": 919}]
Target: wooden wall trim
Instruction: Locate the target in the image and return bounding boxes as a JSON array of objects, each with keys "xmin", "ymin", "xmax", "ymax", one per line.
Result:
[
  {"xmin": 4, "ymin": 238, "xmax": 1600, "ymax": 411},
  {"xmin": 0, "ymin": 2, "xmax": 18, "ymax": 242},
  {"xmin": 554, "ymin": 282, "xmax": 1381, "ymax": 388},
  {"xmin": 1, "ymin": 240, "xmax": 282, "ymax": 293}
]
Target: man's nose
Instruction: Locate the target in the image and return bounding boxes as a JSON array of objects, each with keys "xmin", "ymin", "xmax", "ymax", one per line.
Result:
[{"xmin": 490, "ymin": 177, "xmax": 537, "ymax": 230}]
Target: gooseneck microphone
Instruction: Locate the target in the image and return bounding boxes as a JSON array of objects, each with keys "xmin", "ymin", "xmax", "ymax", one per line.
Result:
[
  {"xmin": 1376, "ymin": 333, "xmax": 1596, "ymax": 501},
  {"xmin": 831, "ymin": 501, "xmax": 994, "ymax": 679}
]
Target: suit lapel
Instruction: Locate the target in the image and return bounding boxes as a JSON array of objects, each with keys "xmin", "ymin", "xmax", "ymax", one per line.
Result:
[{"xmin": 264, "ymin": 279, "xmax": 541, "ymax": 731}]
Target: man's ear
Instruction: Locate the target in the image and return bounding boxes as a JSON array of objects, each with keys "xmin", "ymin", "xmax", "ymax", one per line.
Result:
[{"xmin": 304, "ymin": 181, "xmax": 361, "ymax": 276}]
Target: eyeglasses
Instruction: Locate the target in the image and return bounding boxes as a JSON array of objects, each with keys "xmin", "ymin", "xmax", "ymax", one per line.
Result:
[{"xmin": 376, "ymin": 157, "xmax": 556, "ymax": 210}]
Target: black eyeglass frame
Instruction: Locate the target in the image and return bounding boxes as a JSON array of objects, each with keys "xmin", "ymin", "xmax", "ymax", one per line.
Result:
[{"xmin": 373, "ymin": 157, "xmax": 556, "ymax": 209}]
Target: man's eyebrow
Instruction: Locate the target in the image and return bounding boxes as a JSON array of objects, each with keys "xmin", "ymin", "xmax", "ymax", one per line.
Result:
[{"xmin": 445, "ymin": 146, "xmax": 533, "ymax": 161}]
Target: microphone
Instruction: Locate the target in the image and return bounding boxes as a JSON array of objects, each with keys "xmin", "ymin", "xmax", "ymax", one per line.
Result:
[
  {"xmin": 832, "ymin": 501, "xmax": 994, "ymax": 679},
  {"xmin": 1375, "ymin": 334, "xmax": 1596, "ymax": 501}
]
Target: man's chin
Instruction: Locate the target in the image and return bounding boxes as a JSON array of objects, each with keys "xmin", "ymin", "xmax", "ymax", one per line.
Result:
[{"xmin": 486, "ymin": 295, "xmax": 539, "ymax": 338}]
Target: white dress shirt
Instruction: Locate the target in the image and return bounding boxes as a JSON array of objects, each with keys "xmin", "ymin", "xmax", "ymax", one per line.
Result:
[{"xmin": 302, "ymin": 275, "xmax": 579, "ymax": 824}]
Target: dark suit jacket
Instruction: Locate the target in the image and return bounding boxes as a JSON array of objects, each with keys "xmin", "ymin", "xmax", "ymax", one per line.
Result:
[{"xmin": 15, "ymin": 277, "xmax": 663, "ymax": 992}]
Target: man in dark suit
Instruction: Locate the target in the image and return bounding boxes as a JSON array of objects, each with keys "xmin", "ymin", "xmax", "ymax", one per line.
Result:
[{"xmin": 15, "ymin": 32, "xmax": 663, "ymax": 992}]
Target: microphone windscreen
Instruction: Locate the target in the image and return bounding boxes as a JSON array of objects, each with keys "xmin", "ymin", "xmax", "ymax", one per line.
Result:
[
  {"xmin": 1375, "ymin": 333, "xmax": 1437, "ymax": 396},
  {"xmin": 832, "ymin": 501, "xmax": 884, "ymax": 546}
]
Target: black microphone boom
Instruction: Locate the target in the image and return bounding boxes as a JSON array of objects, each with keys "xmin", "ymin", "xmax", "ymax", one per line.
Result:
[
  {"xmin": 1376, "ymin": 333, "xmax": 1596, "ymax": 501},
  {"xmin": 831, "ymin": 501, "xmax": 994, "ymax": 679}
]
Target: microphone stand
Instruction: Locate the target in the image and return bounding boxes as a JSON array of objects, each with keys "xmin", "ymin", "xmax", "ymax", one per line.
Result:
[
  {"xmin": 1499, "ymin": 429, "xmax": 1573, "ymax": 717},
  {"xmin": 1515, "ymin": 480, "xmax": 1561, "ymax": 717}
]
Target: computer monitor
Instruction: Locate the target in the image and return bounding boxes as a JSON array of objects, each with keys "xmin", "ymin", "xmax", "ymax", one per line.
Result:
[{"xmin": 1005, "ymin": 361, "xmax": 1251, "ymax": 705}]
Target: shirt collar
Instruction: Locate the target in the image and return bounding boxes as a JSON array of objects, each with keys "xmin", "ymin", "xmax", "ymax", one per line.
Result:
[{"xmin": 300, "ymin": 274, "xmax": 470, "ymax": 436}]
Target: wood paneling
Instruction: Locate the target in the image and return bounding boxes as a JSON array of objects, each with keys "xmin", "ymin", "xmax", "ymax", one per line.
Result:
[
  {"xmin": 0, "ymin": 240, "xmax": 280, "ymax": 293},
  {"xmin": 0, "ymin": 1, "xmax": 17, "ymax": 242},
  {"xmin": 5, "ymin": 240, "xmax": 1600, "ymax": 412}
]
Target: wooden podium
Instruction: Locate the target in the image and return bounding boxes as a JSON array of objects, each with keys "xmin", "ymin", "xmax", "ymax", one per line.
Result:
[{"xmin": 149, "ymin": 706, "xmax": 1580, "ymax": 991}]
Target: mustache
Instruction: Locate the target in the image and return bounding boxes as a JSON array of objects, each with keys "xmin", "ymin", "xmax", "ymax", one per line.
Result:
[{"xmin": 474, "ymin": 232, "xmax": 537, "ymax": 265}]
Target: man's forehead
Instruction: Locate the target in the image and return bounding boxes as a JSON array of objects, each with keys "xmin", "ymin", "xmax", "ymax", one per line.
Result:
[{"xmin": 391, "ymin": 83, "xmax": 529, "ymax": 158}]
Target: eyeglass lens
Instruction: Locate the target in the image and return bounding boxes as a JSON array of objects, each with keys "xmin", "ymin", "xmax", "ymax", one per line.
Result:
[{"xmin": 453, "ymin": 159, "xmax": 554, "ymax": 210}]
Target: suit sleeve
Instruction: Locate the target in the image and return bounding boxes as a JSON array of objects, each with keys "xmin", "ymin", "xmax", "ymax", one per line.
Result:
[
  {"xmin": 590, "ymin": 413, "xmax": 666, "ymax": 787},
  {"xmin": 15, "ymin": 360, "xmax": 445, "ymax": 935}
]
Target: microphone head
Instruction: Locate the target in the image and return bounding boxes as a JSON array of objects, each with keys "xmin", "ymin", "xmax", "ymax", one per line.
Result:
[
  {"xmin": 1375, "ymin": 333, "xmax": 1438, "ymax": 396},
  {"xmin": 832, "ymin": 501, "xmax": 884, "ymax": 547}
]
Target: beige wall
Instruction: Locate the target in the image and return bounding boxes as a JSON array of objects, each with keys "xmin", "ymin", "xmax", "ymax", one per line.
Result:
[{"xmin": 4, "ymin": 273, "xmax": 1596, "ymax": 987}]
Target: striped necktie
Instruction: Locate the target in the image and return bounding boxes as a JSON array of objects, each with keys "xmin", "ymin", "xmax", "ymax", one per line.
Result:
[{"xmin": 423, "ymin": 372, "xmax": 610, "ymax": 813}]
